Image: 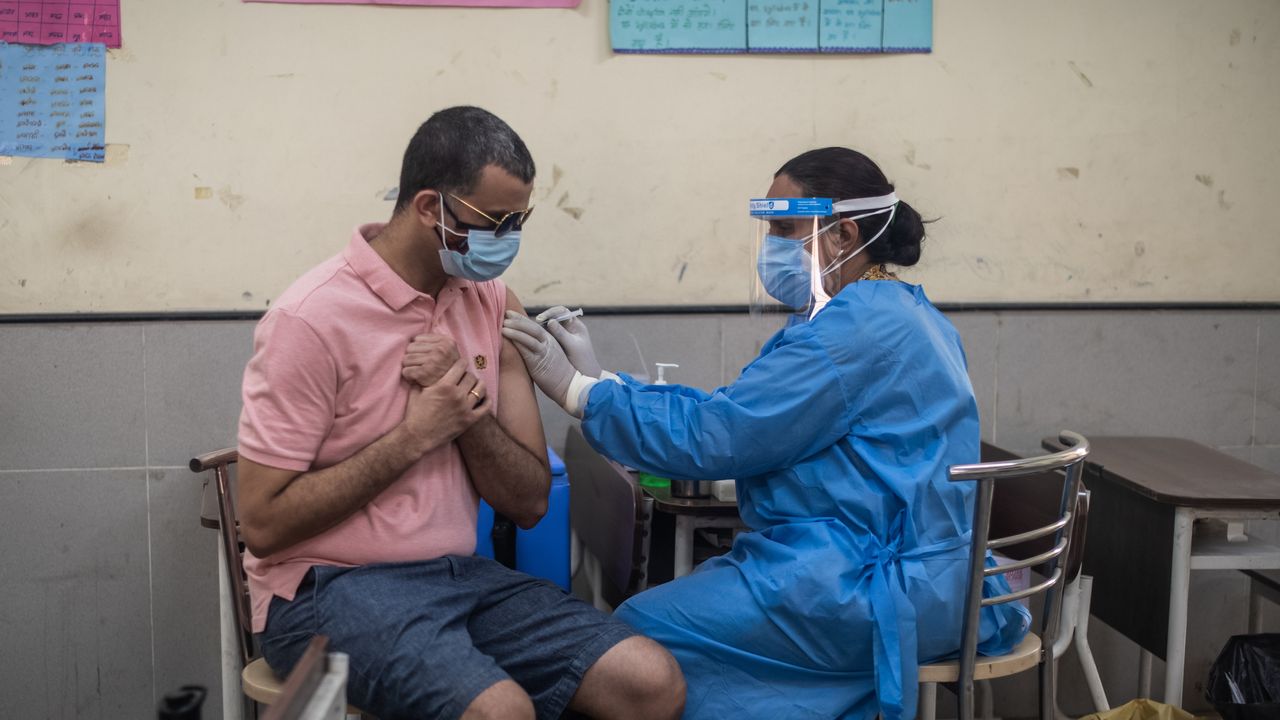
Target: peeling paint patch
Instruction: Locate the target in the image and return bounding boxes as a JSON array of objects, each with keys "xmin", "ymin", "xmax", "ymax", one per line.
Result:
[
  {"xmin": 219, "ymin": 186, "xmax": 246, "ymax": 212},
  {"xmin": 534, "ymin": 280, "xmax": 562, "ymax": 293},
  {"xmin": 1195, "ymin": 174, "xmax": 1214, "ymax": 187},
  {"xmin": 194, "ymin": 187, "xmax": 213, "ymax": 200},
  {"xmin": 552, "ymin": 165, "xmax": 564, "ymax": 186},
  {"xmin": 1134, "ymin": 242, "xmax": 1145, "ymax": 257},
  {"xmin": 1068, "ymin": 61, "xmax": 1094, "ymax": 88},
  {"xmin": 1057, "ymin": 167, "xmax": 1080, "ymax": 180},
  {"xmin": 1230, "ymin": 29, "xmax": 1241, "ymax": 46},
  {"xmin": 560, "ymin": 206, "xmax": 584, "ymax": 220},
  {"xmin": 242, "ymin": 291, "xmax": 253, "ymax": 301},
  {"xmin": 710, "ymin": 71, "xmax": 727, "ymax": 80},
  {"xmin": 18, "ymin": 278, "xmax": 27, "ymax": 287},
  {"xmin": 1218, "ymin": 190, "xmax": 1233, "ymax": 211},
  {"xmin": 677, "ymin": 262, "xmax": 688, "ymax": 282}
]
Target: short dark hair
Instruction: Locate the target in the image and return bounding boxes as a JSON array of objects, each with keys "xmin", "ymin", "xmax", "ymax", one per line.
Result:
[
  {"xmin": 394, "ymin": 106, "xmax": 536, "ymax": 213},
  {"xmin": 776, "ymin": 147, "xmax": 928, "ymax": 267}
]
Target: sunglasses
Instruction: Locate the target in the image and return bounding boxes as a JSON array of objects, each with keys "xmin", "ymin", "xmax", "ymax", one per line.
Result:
[{"xmin": 443, "ymin": 193, "xmax": 534, "ymax": 238}]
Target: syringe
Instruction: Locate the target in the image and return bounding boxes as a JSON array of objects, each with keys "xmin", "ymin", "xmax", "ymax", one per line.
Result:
[{"xmin": 538, "ymin": 308, "xmax": 584, "ymax": 326}]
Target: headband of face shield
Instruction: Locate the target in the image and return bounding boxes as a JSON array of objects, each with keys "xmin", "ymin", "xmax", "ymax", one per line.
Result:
[{"xmin": 752, "ymin": 193, "xmax": 898, "ymax": 317}]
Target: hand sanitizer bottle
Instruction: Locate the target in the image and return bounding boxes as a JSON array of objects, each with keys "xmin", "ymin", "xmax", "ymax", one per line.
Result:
[{"xmin": 654, "ymin": 363, "xmax": 679, "ymax": 385}]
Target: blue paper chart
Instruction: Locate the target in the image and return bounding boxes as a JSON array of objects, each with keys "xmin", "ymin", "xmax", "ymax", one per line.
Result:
[
  {"xmin": 0, "ymin": 42, "xmax": 106, "ymax": 162},
  {"xmin": 611, "ymin": 0, "xmax": 931, "ymax": 54}
]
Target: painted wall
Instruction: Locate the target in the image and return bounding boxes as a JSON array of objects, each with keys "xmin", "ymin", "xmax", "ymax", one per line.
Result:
[
  {"xmin": 1, "ymin": 309, "xmax": 1277, "ymax": 717},
  {"xmin": 2, "ymin": 0, "xmax": 1279, "ymax": 313}
]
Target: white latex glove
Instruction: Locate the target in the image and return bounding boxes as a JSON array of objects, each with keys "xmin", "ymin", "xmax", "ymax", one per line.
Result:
[
  {"xmin": 535, "ymin": 306, "xmax": 604, "ymax": 378},
  {"xmin": 502, "ymin": 311, "xmax": 600, "ymax": 417}
]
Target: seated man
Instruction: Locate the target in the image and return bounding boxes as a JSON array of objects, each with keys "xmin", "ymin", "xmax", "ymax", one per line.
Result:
[{"xmin": 236, "ymin": 106, "xmax": 685, "ymax": 720}]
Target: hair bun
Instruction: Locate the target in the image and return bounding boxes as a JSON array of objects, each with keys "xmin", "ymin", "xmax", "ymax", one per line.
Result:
[{"xmin": 876, "ymin": 200, "xmax": 925, "ymax": 267}]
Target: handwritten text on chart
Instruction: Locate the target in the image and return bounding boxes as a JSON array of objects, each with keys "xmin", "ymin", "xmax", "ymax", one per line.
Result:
[
  {"xmin": 611, "ymin": 0, "xmax": 932, "ymax": 53},
  {"xmin": 0, "ymin": 1, "xmax": 122, "ymax": 48},
  {"xmin": 0, "ymin": 42, "xmax": 106, "ymax": 162}
]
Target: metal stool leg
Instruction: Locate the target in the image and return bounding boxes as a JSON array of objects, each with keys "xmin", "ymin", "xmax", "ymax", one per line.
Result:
[{"xmin": 919, "ymin": 682, "xmax": 938, "ymax": 720}]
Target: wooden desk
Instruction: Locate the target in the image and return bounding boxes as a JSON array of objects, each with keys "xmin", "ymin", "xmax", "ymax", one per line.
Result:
[{"xmin": 1041, "ymin": 435, "xmax": 1280, "ymax": 706}]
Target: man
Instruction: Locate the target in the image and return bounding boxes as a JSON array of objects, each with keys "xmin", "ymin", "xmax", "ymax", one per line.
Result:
[{"xmin": 236, "ymin": 106, "xmax": 685, "ymax": 720}]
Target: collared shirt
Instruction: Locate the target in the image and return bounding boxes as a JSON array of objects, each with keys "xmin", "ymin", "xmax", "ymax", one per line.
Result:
[{"xmin": 238, "ymin": 223, "xmax": 507, "ymax": 633}]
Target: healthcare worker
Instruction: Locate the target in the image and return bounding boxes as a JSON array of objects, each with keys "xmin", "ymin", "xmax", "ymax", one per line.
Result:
[{"xmin": 501, "ymin": 147, "xmax": 1030, "ymax": 720}]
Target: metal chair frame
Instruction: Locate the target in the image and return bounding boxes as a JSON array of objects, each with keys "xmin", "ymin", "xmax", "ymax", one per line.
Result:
[{"xmin": 948, "ymin": 431, "xmax": 1090, "ymax": 720}]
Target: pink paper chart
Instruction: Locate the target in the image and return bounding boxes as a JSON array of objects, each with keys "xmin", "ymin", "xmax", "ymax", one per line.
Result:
[{"xmin": 0, "ymin": 1, "xmax": 121, "ymax": 48}]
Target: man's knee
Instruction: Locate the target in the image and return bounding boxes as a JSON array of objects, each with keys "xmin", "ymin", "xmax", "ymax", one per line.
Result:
[
  {"xmin": 461, "ymin": 679, "xmax": 535, "ymax": 720},
  {"xmin": 613, "ymin": 636, "xmax": 687, "ymax": 718}
]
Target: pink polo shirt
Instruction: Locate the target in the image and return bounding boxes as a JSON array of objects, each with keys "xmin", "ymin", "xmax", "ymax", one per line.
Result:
[{"xmin": 237, "ymin": 223, "xmax": 507, "ymax": 633}]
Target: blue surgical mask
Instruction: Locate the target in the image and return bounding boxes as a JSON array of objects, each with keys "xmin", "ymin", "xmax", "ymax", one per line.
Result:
[
  {"xmin": 757, "ymin": 234, "xmax": 812, "ymax": 309},
  {"xmin": 438, "ymin": 228, "xmax": 521, "ymax": 282},
  {"xmin": 436, "ymin": 194, "xmax": 521, "ymax": 282}
]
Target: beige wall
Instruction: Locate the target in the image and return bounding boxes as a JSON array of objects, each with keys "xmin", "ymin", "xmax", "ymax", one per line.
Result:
[{"xmin": 1, "ymin": 0, "xmax": 1278, "ymax": 313}]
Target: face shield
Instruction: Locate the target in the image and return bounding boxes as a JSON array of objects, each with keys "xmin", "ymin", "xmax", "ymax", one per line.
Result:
[
  {"xmin": 749, "ymin": 194, "xmax": 899, "ymax": 321},
  {"xmin": 749, "ymin": 197, "xmax": 835, "ymax": 321}
]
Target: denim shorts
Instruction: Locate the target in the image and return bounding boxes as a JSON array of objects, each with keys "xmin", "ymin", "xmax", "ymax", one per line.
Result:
[{"xmin": 258, "ymin": 556, "xmax": 637, "ymax": 720}]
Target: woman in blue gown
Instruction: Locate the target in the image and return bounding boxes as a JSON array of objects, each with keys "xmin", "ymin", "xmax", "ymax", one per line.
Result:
[{"xmin": 502, "ymin": 147, "xmax": 1029, "ymax": 720}]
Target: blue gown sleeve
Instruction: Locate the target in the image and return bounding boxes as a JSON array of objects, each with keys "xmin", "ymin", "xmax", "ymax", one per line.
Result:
[{"xmin": 582, "ymin": 319, "xmax": 884, "ymax": 480}]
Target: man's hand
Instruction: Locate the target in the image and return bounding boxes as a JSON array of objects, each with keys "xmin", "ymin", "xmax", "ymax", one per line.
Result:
[
  {"xmin": 402, "ymin": 334, "xmax": 461, "ymax": 387},
  {"xmin": 401, "ymin": 359, "xmax": 489, "ymax": 455}
]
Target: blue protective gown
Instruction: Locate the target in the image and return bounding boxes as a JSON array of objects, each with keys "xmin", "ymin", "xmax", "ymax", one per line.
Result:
[{"xmin": 583, "ymin": 281, "xmax": 1030, "ymax": 720}]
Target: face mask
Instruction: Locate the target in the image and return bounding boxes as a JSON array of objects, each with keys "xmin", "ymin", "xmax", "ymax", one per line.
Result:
[
  {"xmin": 756, "ymin": 234, "xmax": 813, "ymax": 308},
  {"xmin": 436, "ymin": 198, "xmax": 521, "ymax": 282}
]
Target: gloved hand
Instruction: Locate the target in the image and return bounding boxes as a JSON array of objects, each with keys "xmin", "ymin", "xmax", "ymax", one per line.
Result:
[
  {"xmin": 535, "ymin": 306, "xmax": 604, "ymax": 378},
  {"xmin": 502, "ymin": 311, "xmax": 596, "ymax": 417}
]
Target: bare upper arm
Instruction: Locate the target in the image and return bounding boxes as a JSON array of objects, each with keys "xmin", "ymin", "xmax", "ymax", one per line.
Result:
[{"xmin": 500, "ymin": 288, "xmax": 550, "ymax": 467}]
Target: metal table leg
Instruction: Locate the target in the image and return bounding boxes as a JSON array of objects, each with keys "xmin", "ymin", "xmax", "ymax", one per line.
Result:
[
  {"xmin": 674, "ymin": 515, "xmax": 694, "ymax": 578},
  {"xmin": 1138, "ymin": 650, "xmax": 1152, "ymax": 699},
  {"xmin": 1162, "ymin": 507, "xmax": 1194, "ymax": 706}
]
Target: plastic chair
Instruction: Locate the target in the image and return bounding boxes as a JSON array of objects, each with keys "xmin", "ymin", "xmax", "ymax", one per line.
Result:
[
  {"xmin": 918, "ymin": 431, "xmax": 1090, "ymax": 720},
  {"xmin": 190, "ymin": 448, "xmax": 368, "ymax": 719}
]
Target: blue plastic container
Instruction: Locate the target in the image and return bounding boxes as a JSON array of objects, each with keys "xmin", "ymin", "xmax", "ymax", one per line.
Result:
[{"xmin": 476, "ymin": 447, "xmax": 571, "ymax": 591}]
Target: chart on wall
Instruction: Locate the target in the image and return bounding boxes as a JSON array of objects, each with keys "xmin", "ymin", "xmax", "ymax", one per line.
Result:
[
  {"xmin": 0, "ymin": 1, "xmax": 122, "ymax": 47},
  {"xmin": 0, "ymin": 41, "xmax": 106, "ymax": 162},
  {"xmin": 245, "ymin": 0, "xmax": 581, "ymax": 7},
  {"xmin": 610, "ymin": 0, "xmax": 931, "ymax": 54}
]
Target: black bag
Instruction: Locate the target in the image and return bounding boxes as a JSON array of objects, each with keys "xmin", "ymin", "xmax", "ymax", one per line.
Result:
[
  {"xmin": 157, "ymin": 685, "xmax": 206, "ymax": 720},
  {"xmin": 1206, "ymin": 634, "xmax": 1280, "ymax": 720}
]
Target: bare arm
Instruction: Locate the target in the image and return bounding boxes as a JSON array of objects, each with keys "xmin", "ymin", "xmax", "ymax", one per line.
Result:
[
  {"xmin": 456, "ymin": 289, "xmax": 551, "ymax": 529},
  {"xmin": 238, "ymin": 360, "xmax": 488, "ymax": 557}
]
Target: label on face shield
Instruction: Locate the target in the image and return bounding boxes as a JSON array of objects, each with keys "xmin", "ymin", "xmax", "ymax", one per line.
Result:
[{"xmin": 749, "ymin": 198, "xmax": 833, "ymax": 217}]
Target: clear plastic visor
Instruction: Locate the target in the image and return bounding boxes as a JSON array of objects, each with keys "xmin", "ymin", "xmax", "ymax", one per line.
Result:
[{"xmin": 748, "ymin": 198, "xmax": 834, "ymax": 321}]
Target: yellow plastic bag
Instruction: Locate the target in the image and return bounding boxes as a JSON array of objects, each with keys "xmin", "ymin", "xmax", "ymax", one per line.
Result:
[{"xmin": 1080, "ymin": 699, "xmax": 1196, "ymax": 720}]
